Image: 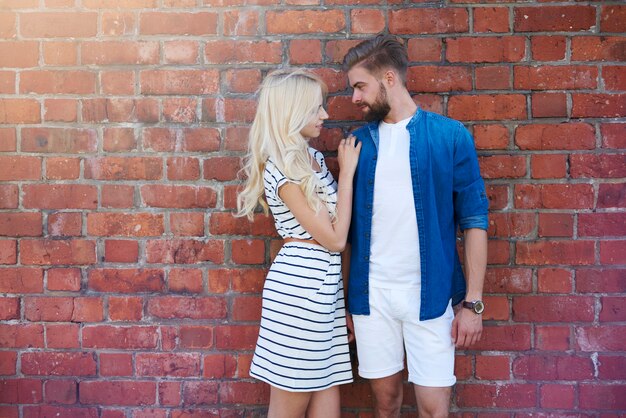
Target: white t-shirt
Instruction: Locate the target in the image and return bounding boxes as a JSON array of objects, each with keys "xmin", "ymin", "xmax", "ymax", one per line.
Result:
[{"xmin": 369, "ymin": 116, "xmax": 421, "ymax": 289}]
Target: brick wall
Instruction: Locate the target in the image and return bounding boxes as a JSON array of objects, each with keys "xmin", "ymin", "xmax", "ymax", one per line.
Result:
[{"xmin": 0, "ymin": 0, "xmax": 624, "ymax": 416}]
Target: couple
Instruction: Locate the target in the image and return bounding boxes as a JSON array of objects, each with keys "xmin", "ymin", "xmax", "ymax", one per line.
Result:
[{"xmin": 237, "ymin": 34, "xmax": 489, "ymax": 418}]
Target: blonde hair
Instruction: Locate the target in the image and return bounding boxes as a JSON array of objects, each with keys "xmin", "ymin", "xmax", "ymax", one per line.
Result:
[{"xmin": 237, "ymin": 68, "xmax": 329, "ymax": 220}]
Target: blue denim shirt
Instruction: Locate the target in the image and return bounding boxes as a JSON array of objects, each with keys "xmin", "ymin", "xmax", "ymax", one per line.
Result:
[{"xmin": 348, "ymin": 109, "xmax": 489, "ymax": 321}]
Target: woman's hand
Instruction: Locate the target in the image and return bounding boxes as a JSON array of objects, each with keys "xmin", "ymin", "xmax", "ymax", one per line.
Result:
[{"xmin": 337, "ymin": 135, "xmax": 361, "ymax": 178}]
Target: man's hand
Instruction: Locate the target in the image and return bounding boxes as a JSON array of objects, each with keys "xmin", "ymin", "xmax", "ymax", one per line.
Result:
[
  {"xmin": 451, "ymin": 307, "xmax": 482, "ymax": 348},
  {"xmin": 346, "ymin": 312, "xmax": 355, "ymax": 343}
]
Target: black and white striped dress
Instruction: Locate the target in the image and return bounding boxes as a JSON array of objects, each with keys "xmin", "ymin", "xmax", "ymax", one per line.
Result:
[{"xmin": 249, "ymin": 147, "xmax": 353, "ymax": 392}]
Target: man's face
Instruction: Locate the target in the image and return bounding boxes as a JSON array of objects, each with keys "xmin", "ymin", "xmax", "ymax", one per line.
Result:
[{"xmin": 347, "ymin": 66, "xmax": 391, "ymax": 122}]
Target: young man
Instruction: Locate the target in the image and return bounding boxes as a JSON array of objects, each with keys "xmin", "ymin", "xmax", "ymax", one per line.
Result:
[{"xmin": 342, "ymin": 34, "xmax": 489, "ymax": 418}]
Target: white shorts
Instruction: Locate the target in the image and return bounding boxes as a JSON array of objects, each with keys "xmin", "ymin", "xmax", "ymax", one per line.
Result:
[{"xmin": 352, "ymin": 286, "xmax": 456, "ymax": 387}]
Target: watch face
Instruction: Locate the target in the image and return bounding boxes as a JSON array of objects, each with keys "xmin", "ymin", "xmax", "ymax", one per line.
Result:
[{"xmin": 474, "ymin": 300, "xmax": 485, "ymax": 314}]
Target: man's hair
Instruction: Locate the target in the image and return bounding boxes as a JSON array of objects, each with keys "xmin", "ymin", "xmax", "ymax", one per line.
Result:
[{"xmin": 342, "ymin": 34, "xmax": 409, "ymax": 85}]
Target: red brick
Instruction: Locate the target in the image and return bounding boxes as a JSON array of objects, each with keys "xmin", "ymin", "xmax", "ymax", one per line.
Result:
[
  {"xmin": 141, "ymin": 185, "xmax": 216, "ymax": 209},
  {"xmin": 514, "ymin": 295, "xmax": 595, "ymax": 322},
  {"xmin": 104, "ymin": 240, "xmax": 139, "ymax": 263},
  {"xmin": 513, "ymin": 354, "xmax": 595, "ymax": 381},
  {"xmin": 182, "ymin": 381, "xmax": 218, "ymax": 406},
  {"xmin": 83, "ymin": 0, "xmax": 157, "ymax": 7},
  {"xmin": 325, "ymin": 39, "xmax": 362, "ymax": 64},
  {"xmin": 143, "ymin": 127, "xmax": 220, "ymax": 152},
  {"xmin": 223, "ymin": 68, "xmax": 262, "ymax": 94},
  {"xmin": 473, "ymin": 325, "xmax": 531, "ymax": 351},
  {"xmin": 82, "ymin": 41, "xmax": 158, "ymax": 65},
  {"xmin": 515, "ymin": 65, "xmax": 597, "ymax": 90},
  {"xmin": 0, "ymin": 71, "xmax": 14, "ymax": 94},
  {"xmin": 85, "ymin": 157, "xmax": 162, "ymax": 180},
  {"xmin": 23, "ymin": 406, "xmax": 97, "ymax": 418},
  {"xmin": 47, "ymin": 268, "xmax": 81, "ymax": 292},
  {"xmin": 570, "ymin": 154, "xmax": 626, "ymax": 178},
  {"xmin": 20, "ymin": 70, "xmax": 96, "ymax": 94},
  {"xmin": 209, "ymin": 268, "xmax": 266, "ymax": 294},
  {"xmin": 267, "ymin": 10, "xmax": 344, "ymax": 34},
  {"xmin": 536, "ymin": 325, "xmax": 571, "ymax": 351},
  {"xmin": 475, "ymin": 355, "xmax": 509, "ymax": 380},
  {"xmin": 540, "ymin": 384, "xmax": 576, "ymax": 409},
  {"xmin": 487, "ymin": 239, "xmax": 510, "ymax": 265},
  {"xmin": 474, "ymin": 7, "xmax": 509, "ymax": 33},
  {"xmin": 572, "ymin": 93, "xmax": 625, "ymax": 118},
  {"xmin": 101, "ymin": 185, "xmax": 134, "ymax": 209},
  {"xmin": 571, "ymin": 36, "xmax": 625, "ymax": 62},
  {"xmin": 448, "ymin": 95, "xmax": 526, "ymax": 121},
  {"xmin": 0, "ymin": 128, "xmax": 16, "ymax": 152},
  {"xmin": 576, "ymin": 269, "xmax": 625, "ymax": 294},
  {"xmin": 457, "ymin": 383, "xmax": 536, "ymax": 408},
  {"xmin": 516, "ymin": 241, "xmax": 595, "ymax": 266},
  {"xmin": 514, "ymin": 6, "xmax": 595, "ymax": 32},
  {"xmin": 89, "ymin": 269, "xmax": 164, "ymax": 293},
  {"xmin": 0, "ymin": 41, "xmax": 39, "ymax": 67},
  {"xmin": 514, "ymin": 184, "xmax": 594, "ymax": 209},
  {"xmin": 531, "ymin": 92, "xmax": 568, "ymax": 118},
  {"xmin": 598, "ymin": 183, "xmax": 626, "ymax": 208},
  {"xmin": 147, "ymin": 297, "xmax": 226, "ymax": 320},
  {"xmin": 538, "ymin": 213, "xmax": 573, "ymax": 237},
  {"xmin": 42, "ymin": 41, "xmax": 78, "ymax": 66},
  {"xmin": 21, "ymin": 239, "xmax": 95, "ymax": 266},
  {"xmin": 579, "ymin": 384, "xmax": 626, "ymax": 410},
  {"xmin": 101, "ymin": 70, "xmax": 135, "ymax": 95},
  {"xmin": 108, "ymin": 297, "xmax": 143, "ymax": 322},
  {"xmin": 232, "ymin": 296, "xmax": 262, "ymax": 322},
  {"xmin": 170, "ymin": 213, "xmax": 204, "ymax": 237},
  {"xmin": 177, "ymin": 326, "xmax": 212, "ymax": 350},
  {"xmin": 140, "ymin": 11, "xmax": 217, "ymax": 35},
  {"xmin": 0, "ymin": 297, "xmax": 19, "ymax": 320},
  {"xmin": 0, "ymin": 185, "xmax": 18, "ymax": 209},
  {"xmin": 0, "ymin": 324, "xmax": 44, "ymax": 348},
  {"xmin": 43, "ymin": 99, "xmax": 77, "ymax": 122},
  {"xmin": 447, "ymin": 37, "xmax": 525, "ymax": 63},
  {"xmin": 166, "ymin": 157, "xmax": 200, "ymax": 181},
  {"xmin": 44, "ymin": 380, "xmax": 77, "ymax": 404},
  {"xmin": 389, "ymin": 8, "xmax": 468, "ymax": 34},
  {"xmin": 162, "ymin": 97, "xmax": 197, "ymax": 123},
  {"xmin": 83, "ymin": 326, "xmax": 158, "ymax": 349},
  {"xmin": 221, "ymin": 98, "xmax": 256, "ymax": 123},
  {"xmin": 46, "ymin": 324, "xmax": 79, "ymax": 349},
  {"xmin": 0, "ymin": 99, "xmax": 40, "ymax": 123},
  {"xmin": 0, "ymin": 379, "xmax": 43, "ymax": 404},
  {"xmin": 203, "ymin": 353, "xmax": 237, "ymax": 378},
  {"xmin": 104, "ymin": 128, "xmax": 136, "ymax": 152},
  {"xmin": 24, "ymin": 296, "xmax": 72, "ymax": 321},
  {"xmin": 406, "ymin": 38, "xmax": 442, "ymax": 62},
  {"xmin": 531, "ymin": 36, "xmax": 566, "ymax": 61},
  {"xmin": 601, "ymin": 5, "xmax": 626, "ymax": 33},
  {"xmin": 0, "ymin": 213, "xmax": 43, "ymax": 237},
  {"xmin": 45, "ymin": 157, "xmax": 80, "ymax": 180},
  {"xmin": 531, "ymin": 154, "xmax": 567, "ymax": 179},
  {"xmin": 487, "ymin": 213, "xmax": 535, "ymax": 239},
  {"xmin": 87, "ymin": 213, "xmax": 164, "ymax": 237},
  {"xmin": 223, "ymin": 184, "xmax": 240, "ymax": 209},
  {"xmin": 101, "ymin": 11, "xmax": 136, "ymax": 36},
  {"xmin": 136, "ymin": 353, "xmax": 201, "ymax": 377},
  {"xmin": 0, "ymin": 240, "xmax": 16, "ymax": 265},
  {"xmin": 603, "ymin": 66, "xmax": 626, "ymax": 91},
  {"xmin": 407, "ymin": 66, "xmax": 471, "ymax": 93},
  {"xmin": 21, "ymin": 352, "xmax": 96, "ymax": 376},
  {"xmin": 223, "ymin": 9, "xmax": 259, "ymax": 36},
  {"xmin": 22, "ymin": 127, "xmax": 97, "ymax": 153},
  {"xmin": 215, "ymin": 325, "xmax": 259, "ymax": 350},
  {"xmin": 82, "ymin": 98, "xmax": 157, "ymax": 123},
  {"xmin": 145, "ymin": 239, "xmax": 224, "ymax": 264},
  {"xmin": 47, "ymin": 212, "xmax": 82, "ymax": 237},
  {"xmin": 209, "ymin": 213, "xmax": 275, "ymax": 237},
  {"xmin": 601, "ymin": 123, "xmax": 626, "ymax": 149},
  {"xmin": 0, "ymin": 269, "xmax": 44, "ymax": 294},
  {"xmin": 579, "ymin": 213, "xmax": 626, "ymax": 237},
  {"xmin": 231, "ymin": 239, "xmax": 265, "ymax": 265},
  {"xmin": 474, "ymin": 125, "xmax": 509, "ymax": 151},
  {"xmin": 158, "ymin": 381, "xmax": 181, "ymax": 407},
  {"xmin": 0, "ymin": 12, "xmax": 16, "ymax": 38},
  {"xmin": 0, "ymin": 351, "xmax": 17, "ymax": 374},
  {"xmin": 597, "ymin": 355, "xmax": 626, "ymax": 379},
  {"xmin": 23, "ymin": 185, "xmax": 96, "ymax": 210},
  {"xmin": 475, "ymin": 66, "xmax": 510, "ymax": 90},
  {"xmin": 454, "ymin": 355, "xmax": 472, "ymax": 381},
  {"xmin": 205, "ymin": 40, "xmax": 282, "ymax": 64},
  {"xmin": 0, "ymin": 156, "xmax": 41, "ymax": 180},
  {"xmin": 203, "ymin": 157, "xmax": 242, "ymax": 181},
  {"xmin": 600, "ymin": 296, "xmax": 626, "ymax": 322},
  {"xmin": 479, "ymin": 155, "xmax": 526, "ymax": 179},
  {"xmin": 289, "ymin": 39, "xmax": 322, "ymax": 64},
  {"xmin": 600, "ymin": 240, "xmax": 625, "ymax": 265},
  {"xmin": 140, "ymin": 69, "xmax": 218, "ymax": 95},
  {"xmin": 79, "ymin": 381, "xmax": 156, "ymax": 406},
  {"xmin": 218, "ymin": 381, "xmax": 269, "ymax": 405},
  {"xmin": 169, "ymin": 269, "xmax": 203, "ymax": 293},
  {"xmin": 351, "ymin": 9, "xmax": 385, "ymax": 34}
]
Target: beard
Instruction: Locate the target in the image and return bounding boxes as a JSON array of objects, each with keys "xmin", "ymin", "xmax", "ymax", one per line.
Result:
[{"xmin": 361, "ymin": 82, "xmax": 391, "ymax": 122}]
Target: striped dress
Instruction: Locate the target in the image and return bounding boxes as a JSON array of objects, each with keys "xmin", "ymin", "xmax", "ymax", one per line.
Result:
[{"xmin": 249, "ymin": 147, "xmax": 353, "ymax": 392}]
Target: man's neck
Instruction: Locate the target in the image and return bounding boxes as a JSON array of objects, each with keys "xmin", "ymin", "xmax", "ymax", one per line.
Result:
[{"xmin": 383, "ymin": 89, "xmax": 418, "ymax": 124}]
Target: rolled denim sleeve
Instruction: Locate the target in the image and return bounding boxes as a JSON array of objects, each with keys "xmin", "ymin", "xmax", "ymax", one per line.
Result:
[{"xmin": 452, "ymin": 124, "xmax": 489, "ymax": 231}]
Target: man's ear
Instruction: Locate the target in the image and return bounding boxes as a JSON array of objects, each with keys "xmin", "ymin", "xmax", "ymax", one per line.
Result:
[{"xmin": 383, "ymin": 69, "xmax": 398, "ymax": 88}]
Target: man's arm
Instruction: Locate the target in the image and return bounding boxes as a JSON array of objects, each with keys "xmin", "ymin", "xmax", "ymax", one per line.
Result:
[{"xmin": 451, "ymin": 228, "xmax": 487, "ymax": 348}]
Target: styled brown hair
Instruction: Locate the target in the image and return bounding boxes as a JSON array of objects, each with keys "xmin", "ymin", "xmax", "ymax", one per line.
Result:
[{"xmin": 342, "ymin": 34, "xmax": 409, "ymax": 85}]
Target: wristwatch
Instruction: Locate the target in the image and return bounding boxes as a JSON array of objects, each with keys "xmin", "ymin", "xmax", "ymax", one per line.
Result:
[{"xmin": 462, "ymin": 300, "xmax": 485, "ymax": 314}]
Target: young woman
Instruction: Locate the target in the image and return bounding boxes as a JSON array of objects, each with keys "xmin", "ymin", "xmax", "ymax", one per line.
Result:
[{"xmin": 237, "ymin": 68, "xmax": 361, "ymax": 417}]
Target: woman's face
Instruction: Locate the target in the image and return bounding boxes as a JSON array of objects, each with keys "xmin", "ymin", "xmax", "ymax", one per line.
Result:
[{"xmin": 300, "ymin": 92, "xmax": 329, "ymax": 139}]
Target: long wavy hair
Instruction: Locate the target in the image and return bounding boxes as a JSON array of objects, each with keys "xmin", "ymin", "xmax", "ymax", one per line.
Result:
[{"xmin": 237, "ymin": 68, "xmax": 329, "ymax": 220}]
